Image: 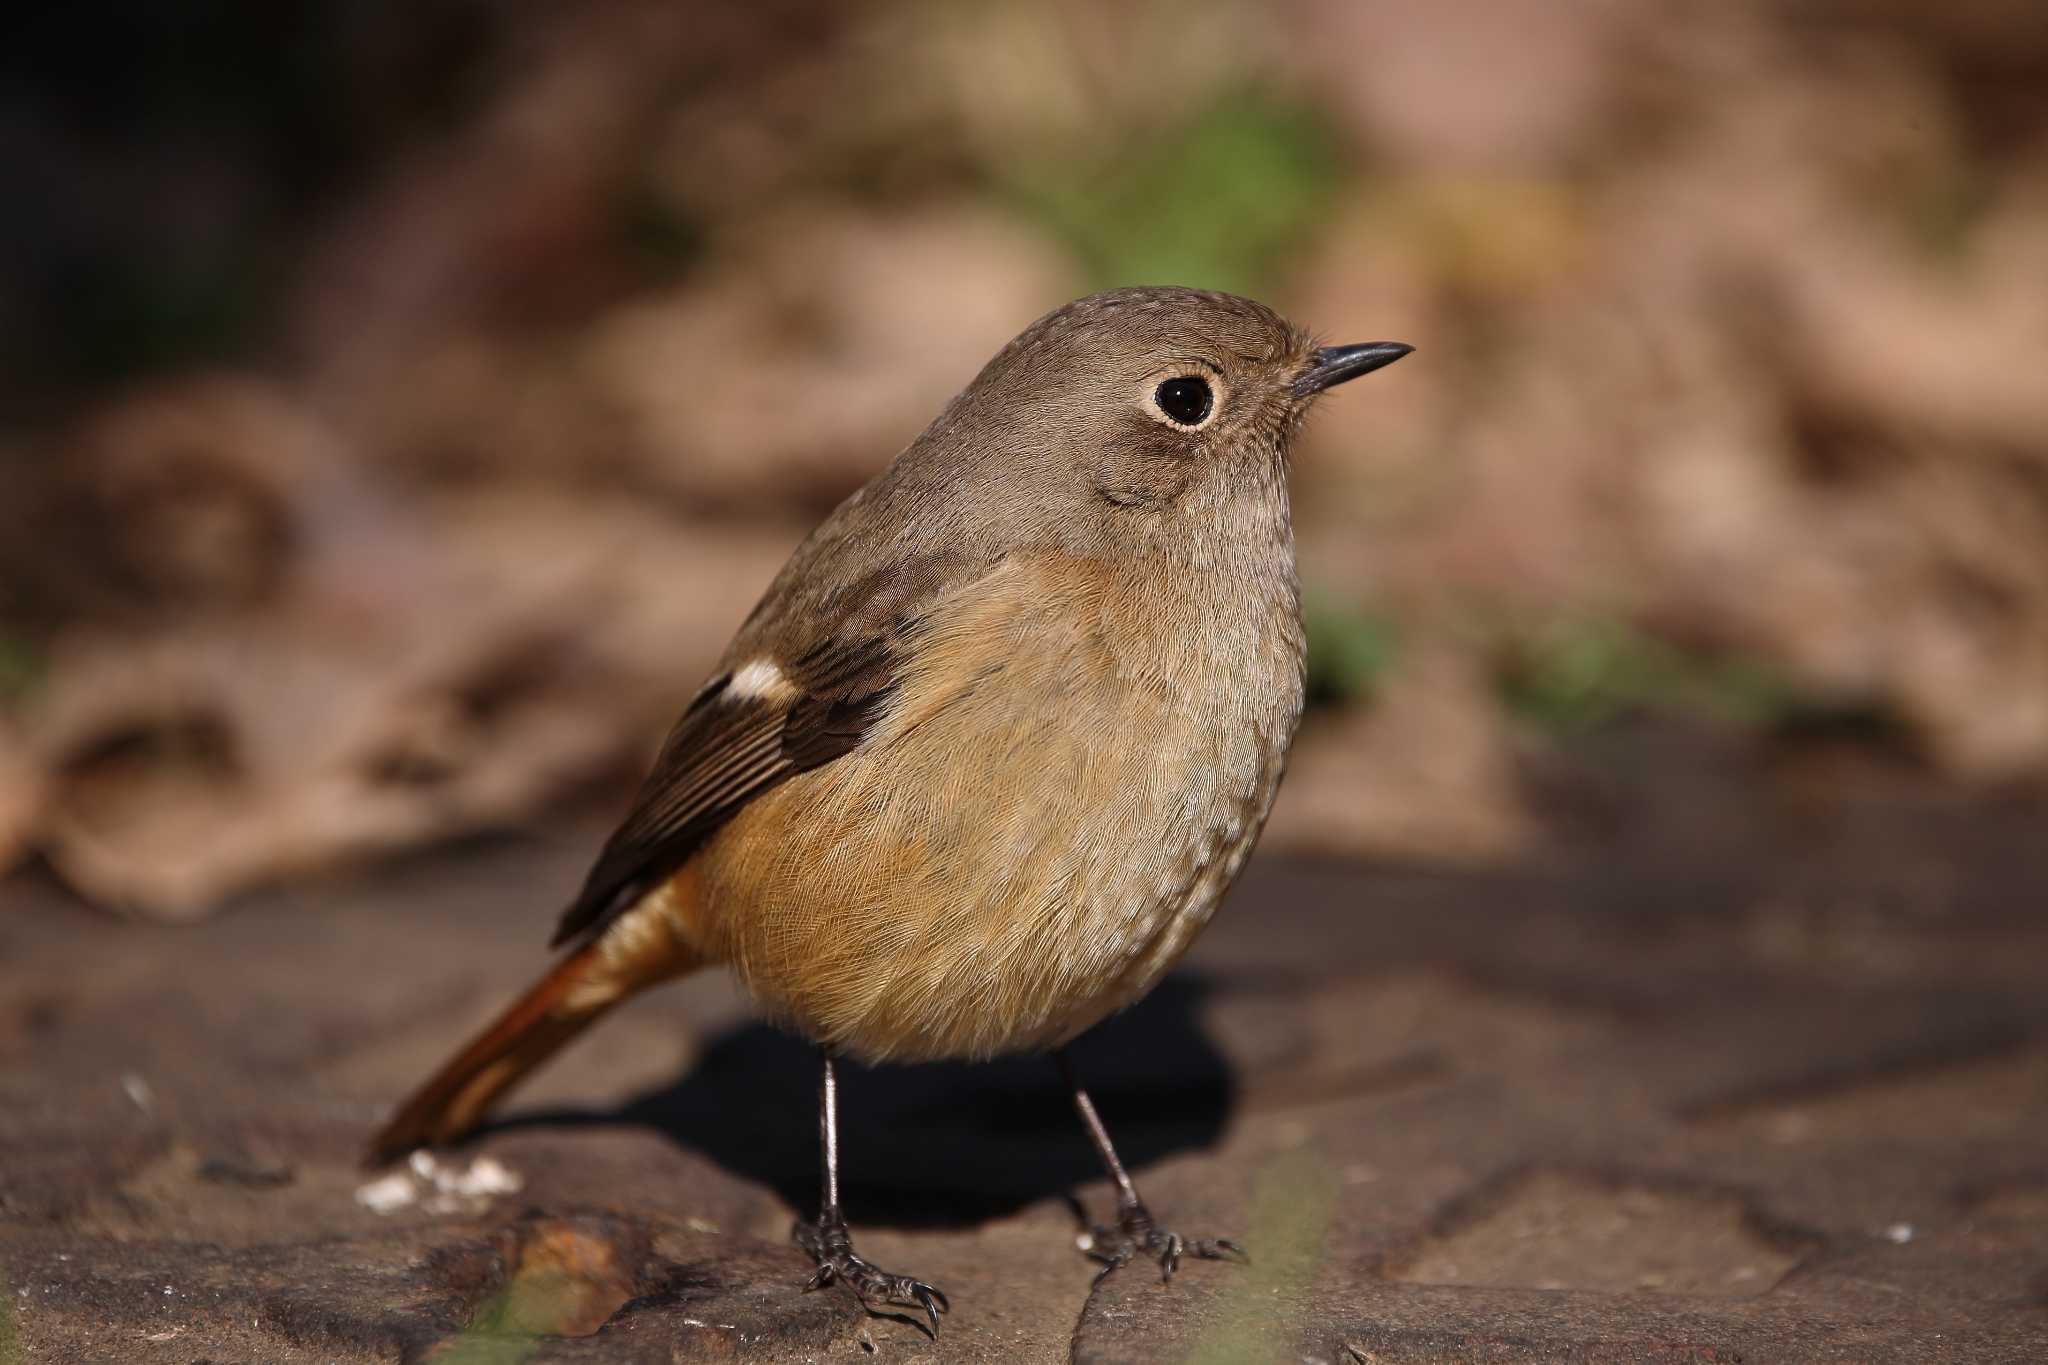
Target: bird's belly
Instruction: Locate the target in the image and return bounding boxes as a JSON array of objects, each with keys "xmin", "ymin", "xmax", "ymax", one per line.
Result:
[{"xmin": 689, "ymin": 656, "xmax": 1292, "ymax": 1063}]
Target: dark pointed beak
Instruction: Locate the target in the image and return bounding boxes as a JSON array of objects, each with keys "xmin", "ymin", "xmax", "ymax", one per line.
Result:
[{"xmin": 1293, "ymin": 342, "xmax": 1414, "ymax": 397}]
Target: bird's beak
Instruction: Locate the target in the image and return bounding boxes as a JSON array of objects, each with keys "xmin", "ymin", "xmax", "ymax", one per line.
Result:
[{"xmin": 1293, "ymin": 342, "xmax": 1414, "ymax": 397}]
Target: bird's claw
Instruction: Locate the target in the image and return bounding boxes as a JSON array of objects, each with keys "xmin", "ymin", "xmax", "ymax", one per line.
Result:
[
  {"xmin": 795, "ymin": 1211, "xmax": 950, "ymax": 1336},
  {"xmin": 1079, "ymin": 1200, "xmax": 1248, "ymax": 1283}
]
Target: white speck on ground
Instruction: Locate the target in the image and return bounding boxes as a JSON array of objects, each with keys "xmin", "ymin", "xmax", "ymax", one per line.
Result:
[
  {"xmin": 120, "ymin": 1073, "xmax": 154, "ymax": 1113},
  {"xmin": 356, "ymin": 1151, "xmax": 523, "ymax": 1214},
  {"xmin": 353, "ymin": 1170, "xmax": 416, "ymax": 1213}
]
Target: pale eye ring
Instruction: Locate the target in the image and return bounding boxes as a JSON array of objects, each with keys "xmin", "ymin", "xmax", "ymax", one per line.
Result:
[{"xmin": 1152, "ymin": 375, "xmax": 1214, "ymax": 426}]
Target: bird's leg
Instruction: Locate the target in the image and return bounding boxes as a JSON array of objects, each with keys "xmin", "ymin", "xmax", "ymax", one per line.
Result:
[
  {"xmin": 793, "ymin": 1052, "xmax": 949, "ymax": 1335},
  {"xmin": 1059, "ymin": 1048, "xmax": 1247, "ymax": 1283}
]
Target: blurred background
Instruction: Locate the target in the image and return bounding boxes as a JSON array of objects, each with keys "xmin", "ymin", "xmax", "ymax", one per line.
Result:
[{"xmin": 4, "ymin": 0, "xmax": 2046, "ymax": 922}]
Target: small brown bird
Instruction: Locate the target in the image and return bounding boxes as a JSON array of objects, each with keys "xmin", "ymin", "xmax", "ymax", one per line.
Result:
[{"xmin": 368, "ymin": 286, "xmax": 1409, "ymax": 1331}]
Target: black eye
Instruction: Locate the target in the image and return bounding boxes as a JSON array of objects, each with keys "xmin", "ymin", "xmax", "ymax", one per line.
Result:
[{"xmin": 1153, "ymin": 375, "xmax": 1213, "ymax": 426}]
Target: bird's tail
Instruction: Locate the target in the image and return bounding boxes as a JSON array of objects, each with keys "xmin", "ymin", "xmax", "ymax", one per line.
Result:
[{"xmin": 365, "ymin": 912, "xmax": 701, "ymax": 1167}]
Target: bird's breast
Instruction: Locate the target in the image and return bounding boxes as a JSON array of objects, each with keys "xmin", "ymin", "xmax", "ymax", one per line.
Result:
[{"xmin": 691, "ymin": 550, "xmax": 1304, "ymax": 1062}]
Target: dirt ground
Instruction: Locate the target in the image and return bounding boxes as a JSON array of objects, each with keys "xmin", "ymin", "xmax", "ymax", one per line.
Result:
[{"xmin": 4, "ymin": 730, "xmax": 2045, "ymax": 1363}]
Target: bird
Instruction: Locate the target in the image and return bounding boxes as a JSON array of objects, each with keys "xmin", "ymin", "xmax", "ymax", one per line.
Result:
[{"xmin": 366, "ymin": 285, "xmax": 1410, "ymax": 1334}]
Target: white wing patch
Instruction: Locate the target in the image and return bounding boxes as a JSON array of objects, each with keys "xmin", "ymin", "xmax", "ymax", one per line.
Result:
[{"xmin": 728, "ymin": 659, "xmax": 792, "ymax": 700}]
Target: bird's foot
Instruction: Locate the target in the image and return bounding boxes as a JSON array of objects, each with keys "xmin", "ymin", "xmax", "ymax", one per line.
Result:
[
  {"xmin": 794, "ymin": 1207, "xmax": 949, "ymax": 1336},
  {"xmin": 1077, "ymin": 1198, "xmax": 1247, "ymax": 1283}
]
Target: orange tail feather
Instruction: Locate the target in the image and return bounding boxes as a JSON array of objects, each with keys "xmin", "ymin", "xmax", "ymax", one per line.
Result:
[{"xmin": 365, "ymin": 910, "xmax": 700, "ymax": 1166}]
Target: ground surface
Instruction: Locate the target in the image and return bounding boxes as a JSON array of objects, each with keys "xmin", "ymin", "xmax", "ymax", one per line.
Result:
[{"xmin": 4, "ymin": 738, "xmax": 2047, "ymax": 1363}]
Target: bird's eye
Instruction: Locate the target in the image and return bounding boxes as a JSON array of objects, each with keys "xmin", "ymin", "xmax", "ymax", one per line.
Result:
[{"xmin": 1153, "ymin": 376, "xmax": 1213, "ymax": 427}]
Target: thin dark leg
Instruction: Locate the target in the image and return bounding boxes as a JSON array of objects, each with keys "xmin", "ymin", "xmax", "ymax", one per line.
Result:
[
  {"xmin": 819, "ymin": 1051, "xmax": 842, "ymax": 1213},
  {"xmin": 1059, "ymin": 1049, "xmax": 1143, "ymax": 1211},
  {"xmin": 1057, "ymin": 1046, "xmax": 1247, "ymax": 1283},
  {"xmin": 793, "ymin": 1051, "xmax": 949, "ymax": 1334}
]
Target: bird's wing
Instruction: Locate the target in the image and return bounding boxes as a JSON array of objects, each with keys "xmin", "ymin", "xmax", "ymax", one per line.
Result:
[
  {"xmin": 549, "ymin": 628, "xmax": 901, "ymax": 948},
  {"xmin": 546, "ymin": 525, "xmax": 995, "ymax": 949}
]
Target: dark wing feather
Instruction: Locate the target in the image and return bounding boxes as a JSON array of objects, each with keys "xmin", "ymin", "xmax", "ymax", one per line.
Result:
[{"xmin": 548, "ymin": 634, "xmax": 898, "ymax": 948}]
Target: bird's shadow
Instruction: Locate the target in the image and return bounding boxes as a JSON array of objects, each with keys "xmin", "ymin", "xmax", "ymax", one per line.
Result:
[{"xmin": 488, "ymin": 974, "xmax": 1235, "ymax": 1228}]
